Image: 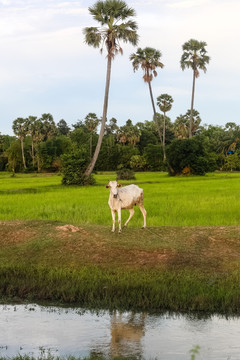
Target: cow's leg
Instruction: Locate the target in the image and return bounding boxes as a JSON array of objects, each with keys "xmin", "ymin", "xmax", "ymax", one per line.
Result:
[
  {"xmin": 117, "ymin": 208, "xmax": 122, "ymax": 233},
  {"xmin": 111, "ymin": 210, "xmax": 116, "ymax": 232},
  {"xmin": 124, "ymin": 208, "xmax": 134, "ymax": 227},
  {"xmin": 138, "ymin": 204, "xmax": 147, "ymax": 228}
]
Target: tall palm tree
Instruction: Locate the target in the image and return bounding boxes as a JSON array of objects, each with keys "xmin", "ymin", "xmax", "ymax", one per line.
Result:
[
  {"xmin": 130, "ymin": 47, "xmax": 164, "ymax": 143},
  {"xmin": 156, "ymin": 93, "xmax": 173, "ymax": 160},
  {"xmin": 27, "ymin": 115, "xmax": 38, "ymax": 168},
  {"xmin": 83, "ymin": 0, "xmax": 138, "ymax": 177},
  {"xmin": 180, "ymin": 39, "xmax": 210, "ymax": 138},
  {"xmin": 12, "ymin": 117, "xmax": 28, "ymax": 169}
]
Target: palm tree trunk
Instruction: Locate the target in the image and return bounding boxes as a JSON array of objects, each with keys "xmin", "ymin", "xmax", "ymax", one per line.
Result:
[
  {"xmin": 21, "ymin": 138, "xmax": 27, "ymax": 169},
  {"xmin": 148, "ymin": 80, "xmax": 157, "ymax": 115},
  {"xmin": 85, "ymin": 55, "xmax": 112, "ymax": 177},
  {"xmin": 90, "ymin": 133, "xmax": 92, "ymax": 158},
  {"xmin": 189, "ymin": 70, "xmax": 196, "ymax": 138},
  {"xmin": 148, "ymin": 81, "xmax": 163, "ymax": 146},
  {"xmin": 31, "ymin": 138, "xmax": 35, "ymax": 168},
  {"xmin": 163, "ymin": 112, "xmax": 166, "ymax": 161},
  {"xmin": 37, "ymin": 154, "xmax": 40, "ymax": 172}
]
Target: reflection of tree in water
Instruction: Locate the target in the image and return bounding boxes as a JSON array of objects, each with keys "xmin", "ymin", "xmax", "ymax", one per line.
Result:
[{"xmin": 109, "ymin": 311, "xmax": 147, "ymax": 358}]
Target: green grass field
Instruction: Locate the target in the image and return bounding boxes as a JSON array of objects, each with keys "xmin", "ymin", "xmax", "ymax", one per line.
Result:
[
  {"xmin": 1, "ymin": 171, "xmax": 240, "ymax": 313},
  {"xmin": 0, "ymin": 171, "xmax": 240, "ymax": 227}
]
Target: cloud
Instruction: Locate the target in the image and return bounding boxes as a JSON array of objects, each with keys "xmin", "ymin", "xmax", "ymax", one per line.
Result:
[{"xmin": 167, "ymin": 0, "xmax": 209, "ymax": 8}]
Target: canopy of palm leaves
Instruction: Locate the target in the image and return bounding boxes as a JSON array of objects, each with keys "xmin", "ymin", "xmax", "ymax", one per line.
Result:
[
  {"xmin": 130, "ymin": 47, "xmax": 164, "ymax": 83},
  {"xmin": 180, "ymin": 39, "xmax": 210, "ymax": 78},
  {"xmin": 83, "ymin": 0, "xmax": 138, "ymax": 58},
  {"xmin": 157, "ymin": 94, "xmax": 174, "ymax": 113}
]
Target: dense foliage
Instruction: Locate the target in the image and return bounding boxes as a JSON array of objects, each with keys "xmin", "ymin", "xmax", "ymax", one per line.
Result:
[
  {"xmin": 61, "ymin": 150, "xmax": 95, "ymax": 186},
  {"xmin": 1, "ymin": 112, "xmax": 240, "ymax": 178}
]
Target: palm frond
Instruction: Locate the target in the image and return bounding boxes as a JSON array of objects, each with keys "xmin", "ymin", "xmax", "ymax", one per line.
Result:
[{"xmin": 83, "ymin": 27, "xmax": 102, "ymax": 48}]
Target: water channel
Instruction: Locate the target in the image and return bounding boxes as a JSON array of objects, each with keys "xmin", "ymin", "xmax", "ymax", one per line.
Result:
[{"xmin": 0, "ymin": 304, "xmax": 240, "ymax": 359}]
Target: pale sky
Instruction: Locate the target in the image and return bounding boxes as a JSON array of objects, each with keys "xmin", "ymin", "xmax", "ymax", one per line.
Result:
[{"xmin": 0, "ymin": 0, "xmax": 239, "ymax": 135}]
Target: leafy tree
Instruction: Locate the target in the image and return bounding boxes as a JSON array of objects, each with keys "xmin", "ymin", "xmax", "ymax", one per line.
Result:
[
  {"xmin": 12, "ymin": 117, "xmax": 28, "ymax": 169},
  {"xmin": 105, "ymin": 117, "xmax": 119, "ymax": 135},
  {"xmin": 57, "ymin": 119, "xmax": 70, "ymax": 136},
  {"xmin": 96, "ymin": 138, "xmax": 120, "ymax": 170},
  {"xmin": 180, "ymin": 39, "xmax": 210, "ymax": 138},
  {"xmin": 130, "ymin": 154, "xmax": 146, "ymax": 171},
  {"xmin": 39, "ymin": 113, "xmax": 56, "ymax": 140},
  {"xmin": 118, "ymin": 145, "xmax": 139, "ymax": 168},
  {"xmin": 0, "ymin": 134, "xmax": 15, "ymax": 153},
  {"xmin": 6, "ymin": 140, "xmax": 23, "ymax": 174},
  {"xmin": 130, "ymin": 47, "xmax": 164, "ymax": 145},
  {"xmin": 143, "ymin": 144, "xmax": 164, "ymax": 171},
  {"xmin": 83, "ymin": 0, "xmax": 138, "ymax": 177},
  {"xmin": 118, "ymin": 119, "xmax": 141, "ymax": 146},
  {"xmin": 174, "ymin": 109, "xmax": 201, "ymax": 139},
  {"xmin": 28, "ymin": 114, "xmax": 56, "ymax": 171},
  {"xmin": 223, "ymin": 151, "xmax": 240, "ymax": 171},
  {"xmin": 70, "ymin": 127, "xmax": 90, "ymax": 153},
  {"xmin": 84, "ymin": 112, "xmax": 100, "ymax": 157},
  {"xmin": 167, "ymin": 137, "xmax": 211, "ymax": 175},
  {"xmin": 61, "ymin": 150, "xmax": 95, "ymax": 185},
  {"xmin": 72, "ymin": 120, "xmax": 86, "ymax": 130},
  {"xmin": 137, "ymin": 127, "xmax": 158, "ymax": 154},
  {"xmin": 156, "ymin": 94, "xmax": 174, "ymax": 160}
]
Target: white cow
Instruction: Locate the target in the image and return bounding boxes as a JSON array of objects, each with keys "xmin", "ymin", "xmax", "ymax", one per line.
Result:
[{"xmin": 106, "ymin": 180, "xmax": 147, "ymax": 233}]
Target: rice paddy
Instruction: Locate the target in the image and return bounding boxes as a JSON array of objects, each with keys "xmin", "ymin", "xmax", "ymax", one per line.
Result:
[{"xmin": 0, "ymin": 171, "xmax": 240, "ymax": 227}]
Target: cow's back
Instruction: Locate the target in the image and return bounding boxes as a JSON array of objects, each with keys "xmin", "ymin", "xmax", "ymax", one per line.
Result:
[{"xmin": 118, "ymin": 184, "xmax": 143, "ymax": 209}]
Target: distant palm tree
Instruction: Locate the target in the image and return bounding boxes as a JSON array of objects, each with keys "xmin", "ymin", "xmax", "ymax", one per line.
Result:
[
  {"xmin": 174, "ymin": 109, "xmax": 201, "ymax": 139},
  {"xmin": 130, "ymin": 47, "xmax": 164, "ymax": 114},
  {"xmin": 27, "ymin": 115, "xmax": 38, "ymax": 168},
  {"xmin": 180, "ymin": 39, "xmax": 210, "ymax": 138},
  {"xmin": 12, "ymin": 117, "xmax": 28, "ymax": 169},
  {"xmin": 130, "ymin": 47, "xmax": 164, "ymax": 143},
  {"xmin": 156, "ymin": 94, "xmax": 173, "ymax": 160},
  {"xmin": 83, "ymin": 0, "xmax": 138, "ymax": 177}
]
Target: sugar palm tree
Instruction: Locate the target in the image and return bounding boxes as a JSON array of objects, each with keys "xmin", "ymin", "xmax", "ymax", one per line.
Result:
[
  {"xmin": 130, "ymin": 47, "xmax": 164, "ymax": 143},
  {"xmin": 12, "ymin": 117, "xmax": 28, "ymax": 169},
  {"xmin": 27, "ymin": 115, "xmax": 38, "ymax": 168},
  {"xmin": 180, "ymin": 39, "xmax": 210, "ymax": 138},
  {"xmin": 83, "ymin": 0, "xmax": 138, "ymax": 177},
  {"xmin": 156, "ymin": 94, "xmax": 173, "ymax": 160}
]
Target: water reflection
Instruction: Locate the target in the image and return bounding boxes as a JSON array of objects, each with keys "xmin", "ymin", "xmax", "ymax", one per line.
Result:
[
  {"xmin": 110, "ymin": 312, "xmax": 146, "ymax": 358},
  {"xmin": 1, "ymin": 305, "xmax": 240, "ymax": 359}
]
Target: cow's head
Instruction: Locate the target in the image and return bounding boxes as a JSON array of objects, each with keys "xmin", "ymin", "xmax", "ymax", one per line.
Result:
[{"xmin": 106, "ymin": 180, "xmax": 122, "ymax": 198}]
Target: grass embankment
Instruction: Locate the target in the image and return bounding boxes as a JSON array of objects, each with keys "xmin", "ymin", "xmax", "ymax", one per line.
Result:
[{"xmin": 1, "ymin": 171, "xmax": 240, "ymax": 313}]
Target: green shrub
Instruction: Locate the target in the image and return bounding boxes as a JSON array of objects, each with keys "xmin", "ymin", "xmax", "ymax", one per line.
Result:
[
  {"xmin": 116, "ymin": 168, "xmax": 136, "ymax": 180},
  {"xmin": 166, "ymin": 137, "xmax": 213, "ymax": 176},
  {"xmin": 61, "ymin": 151, "xmax": 95, "ymax": 186}
]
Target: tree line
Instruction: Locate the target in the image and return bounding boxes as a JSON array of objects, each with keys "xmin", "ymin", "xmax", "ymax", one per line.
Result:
[{"xmin": 1, "ymin": 112, "xmax": 240, "ymax": 176}]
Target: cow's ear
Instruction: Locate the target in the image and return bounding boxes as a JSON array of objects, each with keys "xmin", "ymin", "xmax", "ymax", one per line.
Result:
[
  {"xmin": 117, "ymin": 183, "xmax": 122, "ymax": 188},
  {"xmin": 106, "ymin": 185, "xmax": 110, "ymax": 188}
]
